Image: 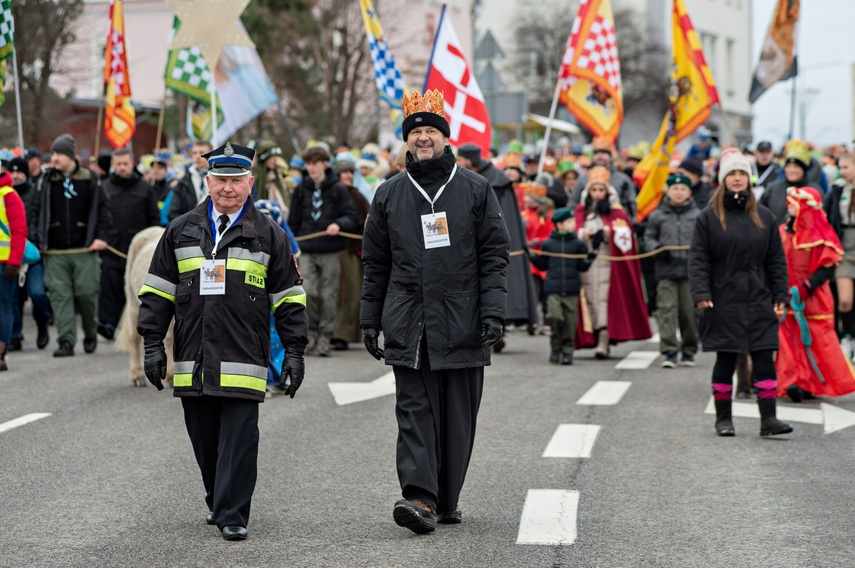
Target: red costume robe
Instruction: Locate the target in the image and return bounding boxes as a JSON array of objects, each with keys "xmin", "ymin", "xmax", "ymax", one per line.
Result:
[
  {"xmin": 523, "ymin": 208, "xmax": 552, "ymax": 280},
  {"xmin": 573, "ymin": 203, "xmax": 651, "ymax": 347},
  {"xmin": 776, "ymin": 187, "xmax": 855, "ymax": 397}
]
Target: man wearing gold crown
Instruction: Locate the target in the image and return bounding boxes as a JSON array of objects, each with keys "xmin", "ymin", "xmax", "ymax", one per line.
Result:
[{"xmin": 360, "ymin": 89, "xmax": 510, "ymax": 534}]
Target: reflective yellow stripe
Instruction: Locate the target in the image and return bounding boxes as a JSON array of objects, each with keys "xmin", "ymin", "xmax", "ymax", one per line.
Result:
[
  {"xmin": 173, "ymin": 373, "xmax": 192, "ymax": 387},
  {"xmin": 139, "ymin": 284, "xmax": 176, "ymax": 303},
  {"xmin": 271, "ymin": 285, "xmax": 307, "ymax": 310},
  {"xmin": 228, "ymin": 248, "xmax": 270, "ymax": 267},
  {"xmin": 226, "ymin": 257, "xmax": 268, "ymax": 279},
  {"xmin": 220, "ymin": 374, "xmax": 267, "ymax": 392},
  {"xmin": 178, "ymin": 257, "xmax": 204, "ymax": 273}
]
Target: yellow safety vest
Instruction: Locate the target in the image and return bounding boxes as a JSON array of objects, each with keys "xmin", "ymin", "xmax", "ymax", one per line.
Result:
[{"xmin": 0, "ymin": 185, "xmax": 16, "ymax": 263}]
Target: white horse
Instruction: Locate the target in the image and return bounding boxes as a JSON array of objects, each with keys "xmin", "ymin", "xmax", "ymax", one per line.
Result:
[{"xmin": 115, "ymin": 226, "xmax": 174, "ymax": 387}]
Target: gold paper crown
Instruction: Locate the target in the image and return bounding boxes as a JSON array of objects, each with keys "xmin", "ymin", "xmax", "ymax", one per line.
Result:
[
  {"xmin": 784, "ymin": 139, "xmax": 810, "ymax": 166},
  {"xmin": 592, "ymin": 136, "xmax": 614, "ymax": 153},
  {"xmin": 588, "ymin": 165, "xmax": 611, "ymax": 186},
  {"xmin": 515, "ymin": 181, "xmax": 548, "ymax": 198},
  {"xmin": 403, "ymin": 89, "xmax": 445, "ymax": 119}
]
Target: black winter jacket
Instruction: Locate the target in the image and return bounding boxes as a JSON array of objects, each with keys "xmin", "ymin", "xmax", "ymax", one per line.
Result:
[
  {"xmin": 137, "ymin": 198, "xmax": 308, "ymax": 403},
  {"xmin": 102, "ymin": 171, "xmax": 161, "ymax": 270},
  {"xmin": 822, "ymin": 179, "xmax": 847, "ymax": 241},
  {"xmin": 530, "ymin": 230, "xmax": 592, "ymax": 295},
  {"xmin": 361, "ymin": 149, "xmax": 509, "ymax": 370},
  {"xmin": 688, "ymin": 202, "xmax": 788, "ymax": 353},
  {"xmin": 167, "ymin": 166, "xmax": 206, "ymax": 222},
  {"xmin": 288, "ymin": 170, "xmax": 357, "ymax": 254},
  {"xmin": 29, "ymin": 163, "xmax": 111, "ymax": 251},
  {"xmin": 643, "ymin": 197, "xmax": 700, "ymax": 281}
]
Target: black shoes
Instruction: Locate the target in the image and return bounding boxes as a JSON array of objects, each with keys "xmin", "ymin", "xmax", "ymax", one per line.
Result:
[
  {"xmin": 36, "ymin": 327, "xmax": 49, "ymax": 350},
  {"xmin": 97, "ymin": 323, "xmax": 115, "ymax": 341},
  {"xmin": 393, "ymin": 499, "xmax": 436, "ymax": 534},
  {"xmin": 715, "ymin": 419, "xmax": 735, "ymax": 437},
  {"xmin": 549, "ymin": 351, "xmax": 560, "ymax": 364},
  {"xmin": 492, "ymin": 337, "xmax": 505, "ymax": 353},
  {"xmin": 760, "ymin": 417, "xmax": 794, "ymax": 437},
  {"xmin": 437, "ymin": 509, "xmax": 462, "ymax": 524},
  {"xmin": 330, "ymin": 338, "xmax": 349, "ymax": 351},
  {"xmin": 221, "ymin": 526, "xmax": 247, "ymax": 540},
  {"xmin": 7, "ymin": 338, "xmax": 21, "ymax": 352},
  {"xmin": 53, "ymin": 339, "xmax": 74, "ymax": 357},
  {"xmin": 561, "ymin": 353, "xmax": 573, "ymax": 366},
  {"xmin": 206, "ymin": 512, "xmax": 215, "ymax": 525},
  {"xmin": 84, "ymin": 337, "xmax": 97, "ymax": 354}
]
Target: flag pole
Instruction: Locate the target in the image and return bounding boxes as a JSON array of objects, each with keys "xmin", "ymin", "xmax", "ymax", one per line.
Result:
[
  {"xmin": 154, "ymin": 91, "xmax": 167, "ymax": 151},
  {"xmin": 209, "ymin": 79, "xmax": 218, "ymax": 146},
  {"xmin": 716, "ymin": 103, "xmax": 738, "ymax": 146},
  {"xmin": 11, "ymin": 49, "xmax": 24, "ymax": 150},
  {"xmin": 94, "ymin": 83, "xmax": 107, "ymax": 158},
  {"xmin": 537, "ymin": 78, "xmax": 562, "ymax": 179}
]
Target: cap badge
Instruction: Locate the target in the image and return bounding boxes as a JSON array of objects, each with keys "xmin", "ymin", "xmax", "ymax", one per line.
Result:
[{"xmin": 224, "ymin": 142, "xmax": 235, "ymax": 157}]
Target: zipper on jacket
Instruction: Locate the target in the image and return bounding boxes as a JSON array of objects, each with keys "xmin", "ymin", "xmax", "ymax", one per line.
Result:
[{"xmin": 412, "ymin": 321, "xmax": 424, "ymax": 369}]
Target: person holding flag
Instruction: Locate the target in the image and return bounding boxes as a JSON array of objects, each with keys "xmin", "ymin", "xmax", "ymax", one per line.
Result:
[{"xmin": 103, "ymin": 0, "xmax": 135, "ymax": 148}]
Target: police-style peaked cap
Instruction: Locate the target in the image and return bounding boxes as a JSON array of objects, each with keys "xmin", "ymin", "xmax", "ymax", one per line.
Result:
[{"xmin": 203, "ymin": 142, "xmax": 255, "ymax": 176}]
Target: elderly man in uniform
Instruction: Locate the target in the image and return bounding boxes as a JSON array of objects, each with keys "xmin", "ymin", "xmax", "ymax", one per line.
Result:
[
  {"xmin": 361, "ymin": 90, "xmax": 510, "ymax": 534},
  {"xmin": 137, "ymin": 142, "xmax": 308, "ymax": 541}
]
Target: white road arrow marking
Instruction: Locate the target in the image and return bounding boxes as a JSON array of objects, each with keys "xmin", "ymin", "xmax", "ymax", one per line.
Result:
[
  {"xmin": 0, "ymin": 413, "xmax": 51, "ymax": 434},
  {"xmin": 577, "ymin": 381, "xmax": 631, "ymax": 405},
  {"xmin": 704, "ymin": 398, "xmax": 855, "ymax": 434},
  {"xmin": 328, "ymin": 372, "xmax": 395, "ymax": 406},
  {"xmin": 614, "ymin": 351, "xmax": 659, "ymax": 370},
  {"xmin": 543, "ymin": 424, "xmax": 601, "ymax": 458},
  {"xmin": 517, "ymin": 489, "xmax": 579, "ymax": 545}
]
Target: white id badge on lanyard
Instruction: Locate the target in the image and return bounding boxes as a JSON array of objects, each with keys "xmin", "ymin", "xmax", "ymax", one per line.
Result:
[
  {"xmin": 421, "ymin": 212, "xmax": 451, "ymax": 249},
  {"xmin": 200, "ymin": 259, "xmax": 226, "ymax": 295}
]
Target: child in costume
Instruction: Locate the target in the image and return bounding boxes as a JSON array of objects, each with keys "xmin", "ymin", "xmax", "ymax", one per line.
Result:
[
  {"xmin": 777, "ymin": 186, "xmax": 855, "ymax": 401},
  {"xmin": 530, "ymin": 208, "xmax": 595, "ymax": 365}
]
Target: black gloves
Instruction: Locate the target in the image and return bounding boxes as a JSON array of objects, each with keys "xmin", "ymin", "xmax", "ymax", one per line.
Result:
[
  {"xmin": 480, "ymin": 317, "xmax": 504, "ymax": 346},
  {"xmin": 658, "ymin": 249, "xmax": 672, "ymax": 261},
  {"xmin": 279, "ymin": 343, "xmax": 306, "ymax": 398},
  {"xmin": 362, "ymin": 327, "xmax": 385, "ymax": 360},
  {"xmin": 590, "ymin": 230, "xmax": 604, "ymax": 249},
  {"xmin": 143, "ymin": 334, "xmax": 167, "ymax": 391},
  {"xmin": 586, "ymin": 250, "xmax": 597, "ymax": 261},
  {"xmin": 4, "ymin": 264, "xmax": 20, "ymax": 279}
]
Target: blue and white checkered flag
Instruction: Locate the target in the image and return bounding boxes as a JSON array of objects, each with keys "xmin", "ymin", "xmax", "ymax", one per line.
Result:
[{"xmin": 360, "ymin": 0, "xmax": 404, "ymax": 116}]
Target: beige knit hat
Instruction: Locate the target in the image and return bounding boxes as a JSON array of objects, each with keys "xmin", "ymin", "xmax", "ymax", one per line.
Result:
[{"xmin": 717, "ymin": 148, "xmax": 752, "ymax": 185}]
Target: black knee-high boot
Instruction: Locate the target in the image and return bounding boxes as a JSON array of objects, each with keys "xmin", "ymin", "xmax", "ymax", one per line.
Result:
[{"xmin": 714, "ymin": 399, "xmax": 735, "ymax": 436}]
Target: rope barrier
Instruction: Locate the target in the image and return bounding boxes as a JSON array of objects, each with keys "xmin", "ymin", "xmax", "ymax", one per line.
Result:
[{"xmin": 42, "ymin": 245, "xmax": 128, "ymax": 260}]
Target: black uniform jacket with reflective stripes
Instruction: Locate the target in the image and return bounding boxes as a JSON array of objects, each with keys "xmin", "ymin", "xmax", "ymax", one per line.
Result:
[{"xmin": 137, "ymin": 197, "xmax": 308, "ymax": 402}]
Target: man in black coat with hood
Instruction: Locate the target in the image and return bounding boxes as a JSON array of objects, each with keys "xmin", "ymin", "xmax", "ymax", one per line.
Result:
[
  {"xmin": 361, "ymin": 90, "xmax": 509, "ymax": 535},
  {"xmin": 99, "ymin": 148, "xmax": 160, "ymax": 339},
  {"xmin": 457, "ymin": 143, "xmax": 539, "ymax": 341},
  {"xmin": 288, "ymin": 145, "xmax": 357, "ymax": 356}
]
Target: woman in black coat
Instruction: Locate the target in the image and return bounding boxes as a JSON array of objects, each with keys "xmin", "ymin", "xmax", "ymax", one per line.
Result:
[{"xmin": 689, "ymin": 148, "xmax": 792, "ymax": 437}]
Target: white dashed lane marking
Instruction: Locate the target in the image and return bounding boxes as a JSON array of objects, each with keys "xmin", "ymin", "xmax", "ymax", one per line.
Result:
[
  {"xmin": 0, "ymin": 413, "xmax": 51, "ymax": 434},
  {"xmin": 614, "ymin": 351, "xmax": 659, "ymax": 370},
  {"xmin": 516, "ymin": 489, "xmax": 580, "ymax": 545},
  {"xmin": 542, "ymin": 424, "xmax": 601, "ymax": 458},
  {"xmin": 577, "ymin": 381, "xmax": 632, "ymax": 405}
]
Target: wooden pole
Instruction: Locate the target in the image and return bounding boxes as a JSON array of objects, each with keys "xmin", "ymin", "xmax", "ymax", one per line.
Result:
[
  {"xmin": 11, "ymin": 49, "xmax": 25, "ymax": 150},
  {"xmin": 717, "ymin": 102, "xmax": 738, "ymax": 147},
  {"xmin": 154, "ymin": 91, "xmax": 167, "ymax": 152},
  {"xmin": 94, "ymin": 83, "xmax": 107, "ymax": 157}
]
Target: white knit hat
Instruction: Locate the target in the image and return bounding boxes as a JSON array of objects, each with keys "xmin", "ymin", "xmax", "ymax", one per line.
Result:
[{"xmin": 717, "ymin": 148, "xmax": 752, "ymax": 185}]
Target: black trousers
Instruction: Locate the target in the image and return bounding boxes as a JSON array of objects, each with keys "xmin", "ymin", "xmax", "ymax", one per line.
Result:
[
  {"xmin": 181, "ymin": 396, "xmax": 259, "ymax": 529},
  {"xmin": 392, "ymin": 345, "xmax": 484, "ymax": 514},
  {"xmin": 98, "ymin": 265, "xmax": 125, "ymax": 329}
]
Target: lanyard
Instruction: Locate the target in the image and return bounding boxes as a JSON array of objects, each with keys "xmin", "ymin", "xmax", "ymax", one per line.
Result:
[{"xmin": 406, "ymin": 165, "xmax": 458, "ymax": 214}]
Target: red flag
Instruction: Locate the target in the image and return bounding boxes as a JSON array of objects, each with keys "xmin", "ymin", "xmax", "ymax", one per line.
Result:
[
  {"xmin": 558, "ymin": 0, "xmax": 623, "ymax": 142},
  {"xmin": 423, "ymin": 6, "xmax": 491, "ymax": 157},
  {"xmin": 103, "ymin": 0, "xmax": 135, "ymax": 148}
]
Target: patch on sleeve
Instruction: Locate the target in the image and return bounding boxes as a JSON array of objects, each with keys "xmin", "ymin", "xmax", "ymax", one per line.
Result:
[{"xmin": 245, "ymin": 272, "xmax": 265, "ymax": 289}]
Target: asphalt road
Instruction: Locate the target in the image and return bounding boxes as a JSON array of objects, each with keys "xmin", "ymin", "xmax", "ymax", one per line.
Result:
[{"xmin": 3, "ymin": 318, "xmax": 855, "ymax": 568}]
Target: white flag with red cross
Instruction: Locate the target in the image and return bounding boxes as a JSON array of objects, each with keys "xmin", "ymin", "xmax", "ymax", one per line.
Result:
[{"xmin": 424, "ymin": 6, "xmax": 492, "ymax": 158}]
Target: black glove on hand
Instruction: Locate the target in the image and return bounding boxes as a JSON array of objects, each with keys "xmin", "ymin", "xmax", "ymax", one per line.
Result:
[
  {"xmin": 362, "ymin": 327, "xmax": 385, "ymax": 360},
  {"xmin": 280, "ymin": 344, "xmax": 306, "ymax": 399},
  {"xmin": 480, "ymin": 317, "xmax": 504, "ymax": 346},
  {"xmin": 590, "ymin": 230, "xmax": 604, "ymax": 249},
  {"xmin": 658, "ymin": 249, "xmax": 672, "ymax": 261},
  {"xmin": 143, "ymin": 335, "xmax": 167, "ymax": 391},
  {"xmin": 587, "ymin": 250, "xmax": 598, "ymax": 261}
]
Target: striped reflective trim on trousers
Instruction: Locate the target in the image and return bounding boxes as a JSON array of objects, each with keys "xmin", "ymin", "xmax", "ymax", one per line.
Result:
[
  {"xmin": 270, "ymin": 285, "xmax": 307, "ymax": 310},
  {"xmin": 173, "ymin": 360, "xmax": 195, "ymax": 387},
  {"xmin": 220, "ymin": 361, "xmax": 268, "ymax": 393}
]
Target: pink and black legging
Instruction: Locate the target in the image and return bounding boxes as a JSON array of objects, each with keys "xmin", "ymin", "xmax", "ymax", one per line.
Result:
[{"xmin": 711, "ymin": 351, "xmax": 777, "ymax": 400}]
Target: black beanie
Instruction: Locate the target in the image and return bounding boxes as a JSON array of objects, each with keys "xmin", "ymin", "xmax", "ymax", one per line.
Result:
[
  {"xmin": 8, "ymin": 157, "xmax": 29, "ymax": 179},
  {"xmin": 402, "ymin": 111, "xmax": 450, "ymax": 141},
  {"xmin": 457, "ymin": 143, "xmax": 482, "ymax": 168},
  {"xmin": 50, "ymin": 134, "xmax": 77, "ymax": 161}
]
